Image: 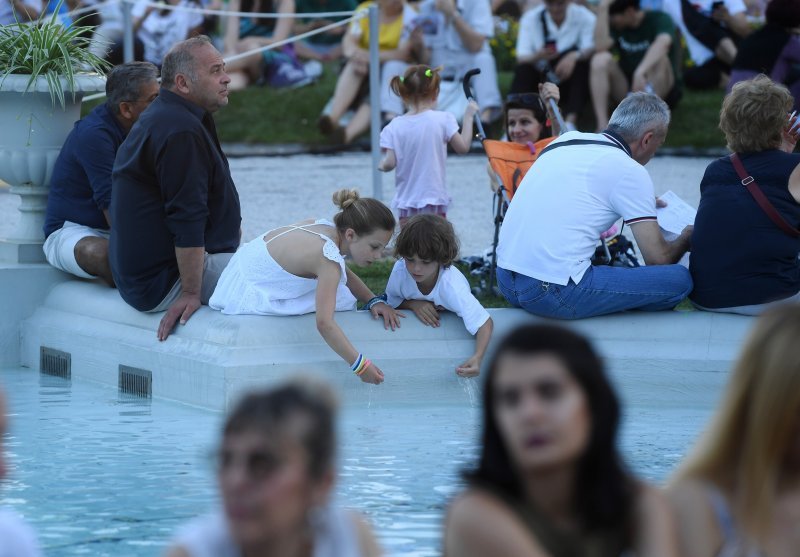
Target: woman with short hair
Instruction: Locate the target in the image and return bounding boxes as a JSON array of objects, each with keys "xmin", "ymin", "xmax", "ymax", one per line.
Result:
[
  {"xmin": 689, "ymin": 75, "xmax": 800, "ymax": 314},
  {"xmin": 668, "ymin": 303, "xmax": 800, "ymax": 557},
  {"xmin": 166, "ymin": 378, "xmax": 382, "ymax": 557}
]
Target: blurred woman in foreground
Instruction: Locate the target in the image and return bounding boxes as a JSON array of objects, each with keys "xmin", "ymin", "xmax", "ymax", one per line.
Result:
[
  {"xmin": 669, "ymin": 304, "xmax": 800, "ymax": 557},
  {"xmin": 166, "ymin": 378, "xmax": 381, "ymax": 557},
  {"xmin": 445, "ymin": 324, "xmax": 678, "ymax": 557}
]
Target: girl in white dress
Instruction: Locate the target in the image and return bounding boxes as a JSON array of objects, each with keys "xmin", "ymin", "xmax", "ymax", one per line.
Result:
[{"xmin": 210, "ymin": 189, "xmax": 401, "ymax": 385}]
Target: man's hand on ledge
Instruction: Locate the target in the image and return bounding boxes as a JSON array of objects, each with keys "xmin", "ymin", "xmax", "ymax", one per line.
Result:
[{"xmin": 157, "ymin": 292, "xmax": 201, "ymax": 341}]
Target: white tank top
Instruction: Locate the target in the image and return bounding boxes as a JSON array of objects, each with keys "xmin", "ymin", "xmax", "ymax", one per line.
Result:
[{"xmin": 209, "ymin": 219, "xmax": 357, "ymax": 316}]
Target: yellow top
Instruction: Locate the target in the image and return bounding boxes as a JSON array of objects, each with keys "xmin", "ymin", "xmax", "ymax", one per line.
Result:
[{"xmin": 353, "ymin": 1, "xmax": 407, "ymax": 51}]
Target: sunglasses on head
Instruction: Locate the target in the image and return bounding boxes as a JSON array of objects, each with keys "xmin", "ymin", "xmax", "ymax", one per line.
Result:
[{"xmin": 506, "ymin": 93, "xmax": 547, "ymax": 119}]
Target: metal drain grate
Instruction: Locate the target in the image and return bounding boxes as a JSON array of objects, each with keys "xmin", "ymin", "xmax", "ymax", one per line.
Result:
[
  {"xmin": 40, "ymin": 347, "xmax": 71, "ymax": 379},
  {"xmin": 118, "ymin": 365, "xmax": 153, "ymax": 398}
]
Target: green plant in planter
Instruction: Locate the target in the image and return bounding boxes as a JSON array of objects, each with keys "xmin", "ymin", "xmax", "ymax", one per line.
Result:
[
  {"xmin": 0, "ymin": 0, "xmax": 110, "ymax": 108},
  {"xmin": 0, "ymin": 0, "xmax": 109, "ymax": 260}
]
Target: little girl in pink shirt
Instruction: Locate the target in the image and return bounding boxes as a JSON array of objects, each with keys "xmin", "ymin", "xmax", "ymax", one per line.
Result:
[{"xmin": 378, "ymin": 64, "xmax": 478, "ymax": 227}]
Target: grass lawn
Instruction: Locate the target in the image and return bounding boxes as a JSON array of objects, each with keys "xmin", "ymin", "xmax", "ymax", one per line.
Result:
[
  {"xmin": 350, "ymin": 259, "xmax": 698, "ymax": 310},
  {"xmin": 662, "ymin": 88, "xmax": 725, "ymax": 149},
  {"xmin": 212, "ymin": 67, "xmax": 726, "ymax": 148},
  {"xmin": 349, "ymin": 259, "xmax": 511, "ymax": 309},
  {"xmin": 83, "ymin": 65, "xmax": 725, "ymax": 148}
]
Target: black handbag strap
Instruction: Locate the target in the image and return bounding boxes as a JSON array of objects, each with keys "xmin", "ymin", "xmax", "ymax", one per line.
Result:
[
  {"xmin": 730, "ymin": 153, "xmax": 800, "ymax": 238},
  {"xmin": 540, "ymin": 9, "xmax": 578, "ymax": 53},
  {"xmin": 539, "ymin": 136, "xmax": 629, "ymax": 158},
  {"xmin": 540, "ymin": 9, "xmax": 552, "ymax": 45}
]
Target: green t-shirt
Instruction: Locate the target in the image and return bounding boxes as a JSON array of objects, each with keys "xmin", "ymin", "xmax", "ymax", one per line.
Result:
[
  {"xmin": 296, "ymin": 0, "xmax": 357, "ymax": 44},
  {"xmin": 611, "ymin": 10, "xmax": 682, "ymax": 88}
]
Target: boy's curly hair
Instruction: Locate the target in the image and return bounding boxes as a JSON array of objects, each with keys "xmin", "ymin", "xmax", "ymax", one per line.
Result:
[{"xmin": 394, "ymin": 214, "xmax": 460, "ymax": 267}]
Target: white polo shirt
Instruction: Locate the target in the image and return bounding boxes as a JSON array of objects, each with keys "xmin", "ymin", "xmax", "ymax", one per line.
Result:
[
  {"xmin": 496, "ymin": 131, "xmax": 657, "ymax": 286},
  {"xmin": 662, "ymin": 0, "xmax": 746, "ymax": 65},
  {"xmin": 385, "ymin": 259, "xmax": 490, "ymax": 335},
  {"xmin": 516, "ymin": 3, "xmax": 596, "ymax": 59},
  {"xmin": 419, "ymin": 0, "xmax": 495, "ymax": 66}
]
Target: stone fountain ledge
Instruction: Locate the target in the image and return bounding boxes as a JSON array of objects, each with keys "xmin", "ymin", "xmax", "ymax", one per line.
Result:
[
  {"xmin": 17, "ymin": 279, "xmax": 755, "ymax": 411},
  {"xmin": 0, "ymin": 74, "xmax": 106, "ymax": 264}
]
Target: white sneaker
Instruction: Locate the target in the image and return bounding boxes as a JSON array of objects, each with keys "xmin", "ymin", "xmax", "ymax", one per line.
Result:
[{"xmin": 303, "ymin": 60, "xmax": 323, "ymax": 81}]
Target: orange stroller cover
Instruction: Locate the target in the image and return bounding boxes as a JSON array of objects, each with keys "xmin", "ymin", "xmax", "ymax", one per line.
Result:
[{"xmin": 483, "ymin": 136, "xmax": 556, "ymax": 201}]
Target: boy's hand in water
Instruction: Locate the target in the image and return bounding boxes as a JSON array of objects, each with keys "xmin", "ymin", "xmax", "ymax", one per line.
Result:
[
  {"xmin": 456, "ymin": 355, "xmax": 481, "ymax": 377},
  {"xmin": 405, "ymin": 299, "xmax": 440, "ymax": 327},
  {"xmin": 359, "ymin": 361, "xmax": 385, "ymax": 385},
  {"xmin": 371, "ymin": 303, "xmax": 404, "ymax": 331}
]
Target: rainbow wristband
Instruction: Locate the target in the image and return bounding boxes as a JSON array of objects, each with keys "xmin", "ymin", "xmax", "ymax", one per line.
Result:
[
  {"xmin": 355, "ymin": 359, "xmax": 372, "ymax": 376},
  {"xmin": 351, "ymin": 354, "xmax": 370, "ymax": 376}
]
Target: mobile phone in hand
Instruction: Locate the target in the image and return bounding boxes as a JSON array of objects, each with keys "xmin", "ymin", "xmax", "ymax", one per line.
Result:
[
  {"xmin": 788, "ymin": 111, "xmax": 800, "ymax": 134},
  {"xmin": 545, "ymin": 40, "xmax": 557, "ymax": 53}
]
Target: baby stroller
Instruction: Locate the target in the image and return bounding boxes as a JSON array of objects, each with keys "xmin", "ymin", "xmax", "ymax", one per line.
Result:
[{"xmin": 460, "ymin": 69, "xmax": 640, "ymax": 297}]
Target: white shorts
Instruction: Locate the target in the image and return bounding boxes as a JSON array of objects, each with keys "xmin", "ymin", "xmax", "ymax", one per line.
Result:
[{"xmin": 43, "ymin": 221, "xmax": 110, "ymax": 279}]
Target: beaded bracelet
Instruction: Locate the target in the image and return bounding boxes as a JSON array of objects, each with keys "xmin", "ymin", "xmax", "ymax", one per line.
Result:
[{"xmin": 365, "ymin": 294, "xmax": 388, "ymax": 311}]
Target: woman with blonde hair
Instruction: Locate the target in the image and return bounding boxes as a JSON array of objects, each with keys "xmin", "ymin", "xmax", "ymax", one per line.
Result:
[
  {"xmin": 689, "ymin": 75, "xmax": 800, "ymax": 314},
  {"xmin": 668, "ymin": 303, "xmax": 800, "ymax": 557},
  {"xmin": 209, "ymin": 189, "xmax": 402, "ymax": 384}
]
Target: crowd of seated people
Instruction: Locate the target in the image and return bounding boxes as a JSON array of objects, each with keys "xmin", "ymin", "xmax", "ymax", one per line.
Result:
[
  {"xmin": 11, "ymin": 0, "xmax": 797, "ymax": 322},
  {"xmin": 6, "ymin": 0, "xmax": 798, "ymax": 141},
  {"xmin": 5, "ymin": 0, "xmax": 799, "ymax": 322},
  {"xmin": 2, "ymin": 0, "xmax": 800, "ymax": 546}
]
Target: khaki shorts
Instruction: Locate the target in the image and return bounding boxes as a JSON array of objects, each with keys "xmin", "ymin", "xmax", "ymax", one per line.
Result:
[
  {"xmin": 147, "ymin": 252, "xmax": 234, "ymax": 313},
  {"xmin": 43, "ymin": 221, "xmax": 110, "ymax": 279}
]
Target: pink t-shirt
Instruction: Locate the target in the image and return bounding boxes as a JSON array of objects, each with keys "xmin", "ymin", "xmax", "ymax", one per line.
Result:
[{"xmin": 380, "ymin": 110, "xmax": 460, "ymax": 211}]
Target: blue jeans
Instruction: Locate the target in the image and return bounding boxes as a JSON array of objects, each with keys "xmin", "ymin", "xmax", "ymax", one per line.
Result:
[{"xmin": 497, "ymin": 264, "xmax": 693, "ymax": 320}]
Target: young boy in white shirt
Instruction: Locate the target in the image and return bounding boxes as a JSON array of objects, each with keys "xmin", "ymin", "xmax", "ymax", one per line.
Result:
[{"xmin": 385, "ymin": 214, "xmax": 493, "ymax": 377}]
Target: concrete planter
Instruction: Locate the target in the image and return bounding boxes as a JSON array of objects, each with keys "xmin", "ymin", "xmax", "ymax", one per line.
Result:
[{"xmin": 0, "ymin": 73, "xmax": 105, "ymax": 262}]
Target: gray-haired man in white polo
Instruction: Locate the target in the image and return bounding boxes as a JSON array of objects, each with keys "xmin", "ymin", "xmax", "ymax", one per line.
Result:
[{"xmin": 496, "ymin": 92, "xmax": 693, "ymax": 319}]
